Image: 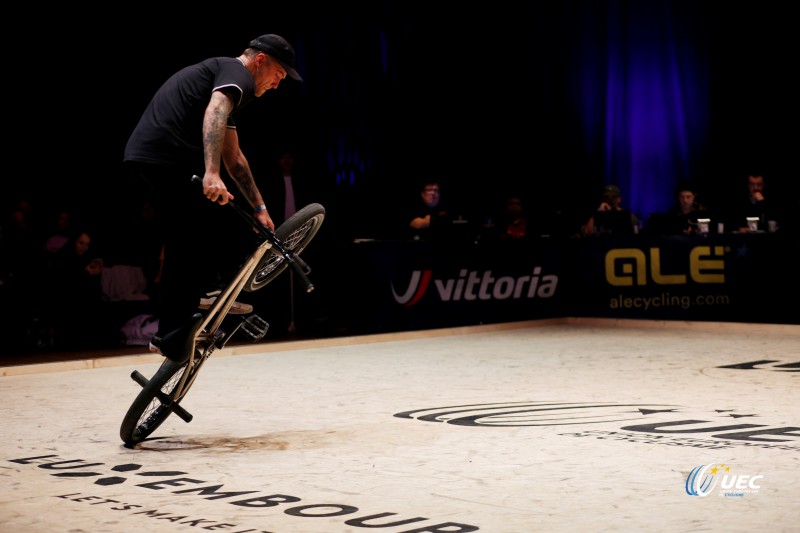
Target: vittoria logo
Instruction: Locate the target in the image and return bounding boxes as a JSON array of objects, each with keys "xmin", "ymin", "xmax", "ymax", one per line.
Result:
[{"xmin": 392, "ymin": 267, "xmax": 558, "ymax": 307}]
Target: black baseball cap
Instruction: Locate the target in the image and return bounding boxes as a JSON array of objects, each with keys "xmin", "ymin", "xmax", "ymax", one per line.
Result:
[{"xmin": 248, "ymin": 34, "xmax": 303, "ymax": 82}]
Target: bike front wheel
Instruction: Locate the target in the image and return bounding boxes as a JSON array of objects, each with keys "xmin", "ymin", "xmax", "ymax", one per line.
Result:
[
  {"xmin": 244, "ymin": 202, "xmax": 326, "ymax": 292},
  {"xmin": 119, "ymin": 358, "xmax": 192, "ymax": 446}
]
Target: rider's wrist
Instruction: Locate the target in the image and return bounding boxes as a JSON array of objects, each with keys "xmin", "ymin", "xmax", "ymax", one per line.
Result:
[{"xmin": 254, "ymin": 204, "xmax": 267, "ymax": 213}]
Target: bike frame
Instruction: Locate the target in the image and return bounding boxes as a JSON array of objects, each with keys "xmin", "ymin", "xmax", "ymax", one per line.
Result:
[
  {"xmin": 174, "ymin": 236, "xmax": 273, "ymax": 398},
  {"xmin": 120, "ymin": 176, "xmax": 324, "ymax": 444}
]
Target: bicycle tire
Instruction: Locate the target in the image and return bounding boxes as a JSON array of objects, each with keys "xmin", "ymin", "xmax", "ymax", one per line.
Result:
[
  {"xmin": 243, "ymin": 202, "xmax": 326, "ymax": 292},
  {"xmin": 119, "ymin": 358, "xmax": 193, "ymax": 445}
]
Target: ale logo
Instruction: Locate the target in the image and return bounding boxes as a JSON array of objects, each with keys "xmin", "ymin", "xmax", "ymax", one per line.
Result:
[{"xmin": 606, "ymin": 246, "xmax": 726, "ymax": 286}]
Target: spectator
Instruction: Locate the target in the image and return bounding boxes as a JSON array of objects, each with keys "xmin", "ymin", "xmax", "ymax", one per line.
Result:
[
  {"xmin": 582, "ymin": 184, "xmax": 640, "ymax": 236},
  {"xmin": 647, "ymin": 180, "xmax": 710, "ymax": 235},
  {"xmin": 276, "ymin": 150, "xmax": 299, "ymax": 222},
  {"xmin": 46, "ymin": 230, "xmax": 105, "ymax": 349},
  {"xmin": 105, "ymin": 197, "xmax": 163, "ymax": 294},
  {"xmin": 726, "ymin": 172, "xmax": 782, "ymax": 232},
  {"xmin": 262, "ymin": 149, "xmax": 321, "ymax": 225},
  {"xmin": 256, "ymin": 149, "xmax": 324, "ymax": 337},
  {"xmin": 42, "ymin": 208, "xmax": 73, "ymax": 255},
  {"xmin": 1, "ymin": 196, "xmax": 51, "ymax": 351},
  {"xmin": 404, "ymin": 178, "xmax": 452, "ymax": 240},
  {"xmin": 482, "ymin": 193, "xmax": 529, "ymax": 241},
  {"xmin": 1, "ymin": 197, "xmax": 42, "ymax": 285}
]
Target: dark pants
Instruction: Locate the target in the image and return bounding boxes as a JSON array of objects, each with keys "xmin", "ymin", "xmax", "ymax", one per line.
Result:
[{"xmin": 124, "ymin": 162, "xmax": 255, "ymax": 337}]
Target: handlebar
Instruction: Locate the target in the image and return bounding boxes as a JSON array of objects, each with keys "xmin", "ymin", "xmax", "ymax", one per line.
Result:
[{"xmin": 191, "ymin": 175, "xmax": 314, "ymax": 292}]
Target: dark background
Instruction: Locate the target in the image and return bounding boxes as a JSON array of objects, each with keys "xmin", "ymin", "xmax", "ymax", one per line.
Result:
[
  {"xmin": 10, "ymin": 2, "xmax": 798, "ymax": 243},
  {"xmin": 2, "ymin": 2, "xmax": 797, "ymax": 356}
]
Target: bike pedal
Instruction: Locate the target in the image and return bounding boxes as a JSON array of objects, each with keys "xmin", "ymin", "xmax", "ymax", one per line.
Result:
[{"xmin": 240, "ymin": 314, "xmax": 270, "ymax": 342}]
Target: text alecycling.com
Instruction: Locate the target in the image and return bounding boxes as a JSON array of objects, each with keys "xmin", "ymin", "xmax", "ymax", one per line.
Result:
[{"xmin": 609, "ymin": 292, "xmax": 731, "ymax": 311}]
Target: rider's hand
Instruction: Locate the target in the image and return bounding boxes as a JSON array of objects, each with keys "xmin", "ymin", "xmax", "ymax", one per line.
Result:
[
  {"xmin": 255, "ymin": 209, "xmax": 275, "ymax": 231},
  {"xmin": 203, "ymin": 174, "xmax": 234, "ymax": 205}
]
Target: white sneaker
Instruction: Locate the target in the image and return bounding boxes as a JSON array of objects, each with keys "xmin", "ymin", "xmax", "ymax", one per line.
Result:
[{"xmin": 148, "ymin": 336, "xmax": 163, "ymax": 355}]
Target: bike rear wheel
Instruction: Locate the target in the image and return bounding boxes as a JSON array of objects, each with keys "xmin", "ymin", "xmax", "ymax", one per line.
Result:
[
  {"xmin": 119, "ymin": 358, "xmax": 193, "ymax": 446},
  {"xmin": 244, "ymin": 202, "xmax": 326, "ymax": 292}
]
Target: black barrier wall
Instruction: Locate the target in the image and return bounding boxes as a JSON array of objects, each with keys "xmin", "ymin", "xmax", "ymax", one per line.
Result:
[
  {"xmin": 335, "ymin": 233, "xmax": 798, "ymax": 334},
  {"xmin": 565, "ymin": 233, "xmax": 796, "ymax": 324}
]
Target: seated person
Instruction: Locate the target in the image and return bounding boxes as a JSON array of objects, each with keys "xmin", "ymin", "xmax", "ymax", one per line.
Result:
[
  {"xmin": 405, "ymin": 178, "xmax": 467, "ymax": 240},
  {"xmin": 724, "ymin": 172, "xmax": 783, "ymax": 232},
  {"xmin": 582, "ymin": 184, "xmax": 640, "ymax": 236},
  {"xmin": 46, "ymin": 230, "xmax": 105, "ymax": 349},
  {"xmin": 480, "ymin": 192, "xmax": 565, "ymax": 240},
  {"xmin": 648, "ymin": 180, "xmax": 709, "ymax": 235},
  {"xmin": 498, "ymin": 194, "xmax": 527, "ymax": 239}
]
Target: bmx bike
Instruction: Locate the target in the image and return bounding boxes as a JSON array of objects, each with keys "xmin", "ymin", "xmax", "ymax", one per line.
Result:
[{"xmin": 119, "ymin": 175, "xmax": 325, "ymax": 446}]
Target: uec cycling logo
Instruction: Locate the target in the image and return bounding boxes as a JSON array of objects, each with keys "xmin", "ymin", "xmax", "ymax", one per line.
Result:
[
  {"xmin": 685, "ymin": 463, "xmax": 763, "ymax": 497},
  {"xmin": 685, "ymin": 464, "xmax": 720, "ymax": 497}
]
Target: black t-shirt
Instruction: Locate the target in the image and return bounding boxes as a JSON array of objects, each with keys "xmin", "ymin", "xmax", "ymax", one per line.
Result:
[
  {"xmin": 124, "ymin": 57, "xmax": 255, "ymax": 168},
  {"xmin": 405, "ymin": 201, "xmax": 452, "ymax": 240},
  {"xmin": 593, "ymin": 208, "xmax": 637, "ymax": 235},
  {"xmin": 650, "ymin": 205, "xmax": 709, "ymax": 235}
]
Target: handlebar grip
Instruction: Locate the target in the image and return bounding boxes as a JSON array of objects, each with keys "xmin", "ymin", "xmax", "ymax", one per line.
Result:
[
  {"xmin": 290, "ymin": 252, "xmax": 311, "ymax": 276},
  {"xmin": 286, "ymin": 256, "xmax": 314, "ymax": 292},
  {"xmin": 190, "ymin": 174, "xmax": 314, "ymax": 292}
]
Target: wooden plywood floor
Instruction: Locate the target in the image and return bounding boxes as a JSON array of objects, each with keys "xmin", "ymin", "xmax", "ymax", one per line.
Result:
[{"xmin": 1, "ymin": 318, "xmax": 798, "ymax": 532}]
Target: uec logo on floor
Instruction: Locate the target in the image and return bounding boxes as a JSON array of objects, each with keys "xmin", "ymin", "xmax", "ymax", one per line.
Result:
[{"xmin": 685, "ymin": 463, "xmax": 763, "ymax": 497}]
